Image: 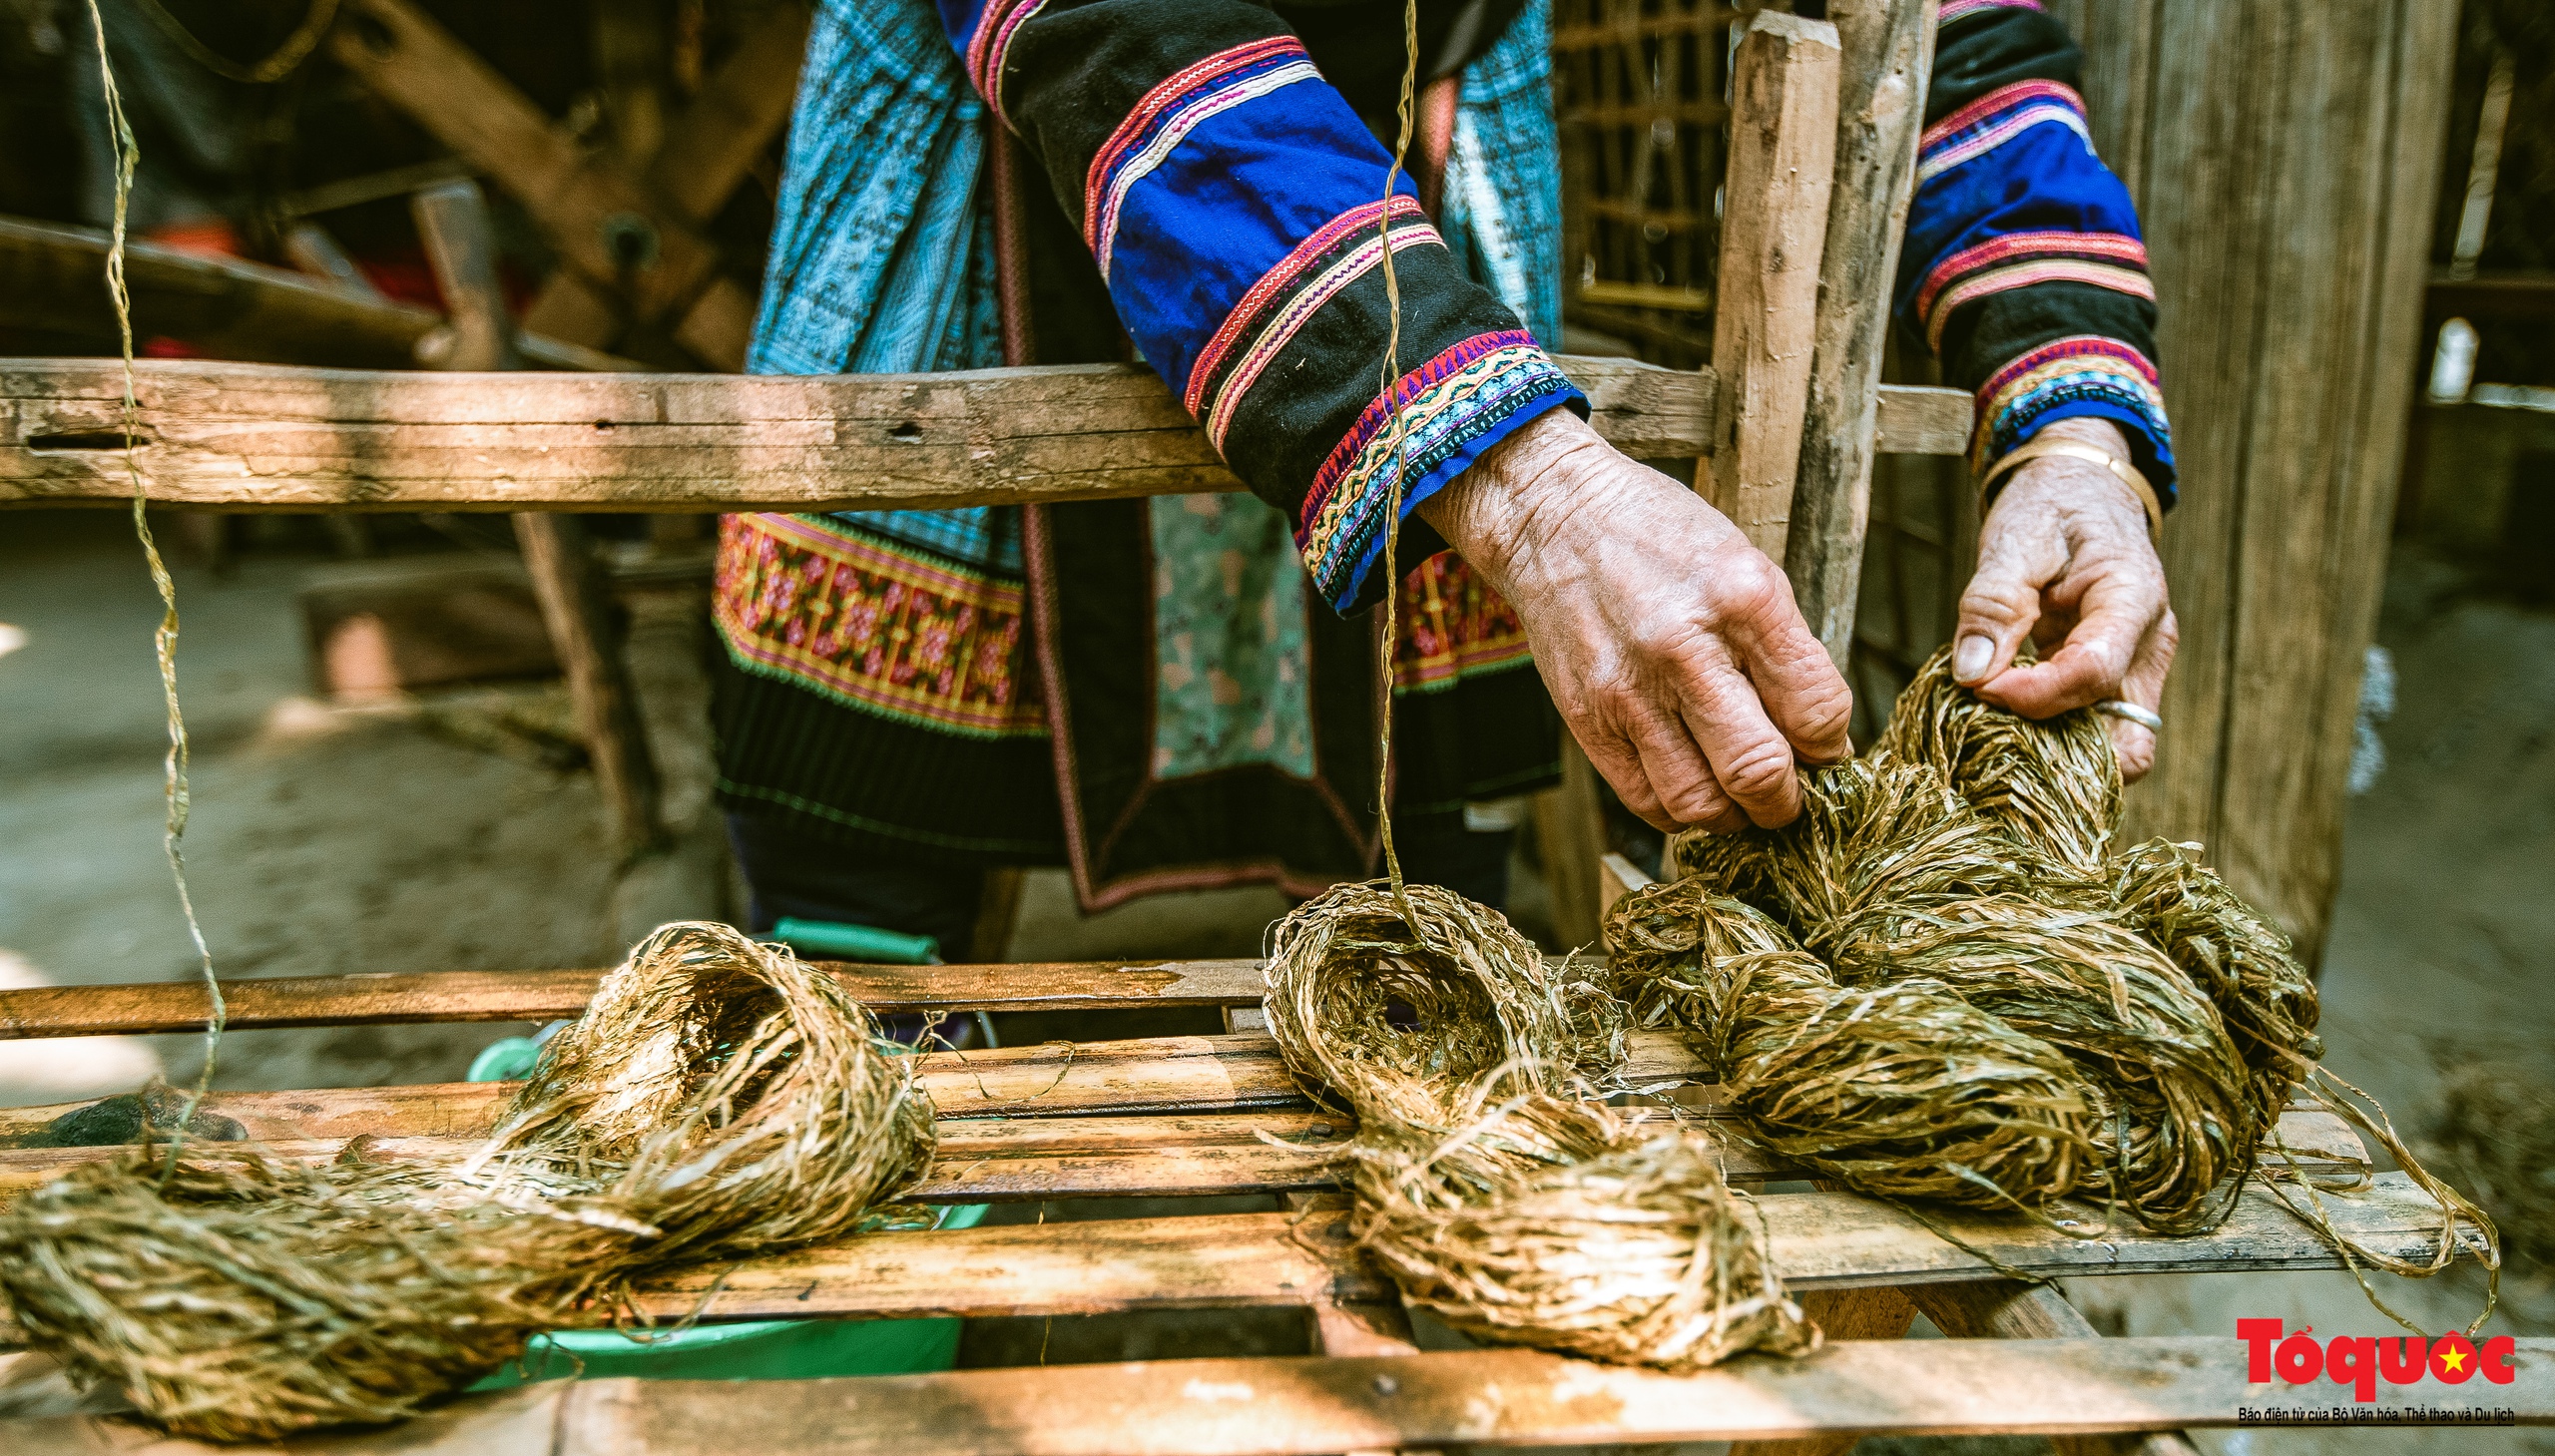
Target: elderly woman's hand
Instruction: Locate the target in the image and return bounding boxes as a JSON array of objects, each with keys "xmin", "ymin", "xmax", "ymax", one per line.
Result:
[
  {"xmin": 1952, "ymin": 417, "xmax": 2177, "ymax": 781},
  {"xmin": 1420, "ymin": 408, "xmax": 1853, "ymax": 833}
]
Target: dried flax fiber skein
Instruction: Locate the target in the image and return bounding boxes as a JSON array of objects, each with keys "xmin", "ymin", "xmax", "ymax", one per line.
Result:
[
  {"xmin": 1265, "ymin": 882, "xmax": 1818, "ymax": 1368},
  {"xmin": 1614, "ymin": 648, "xmax": 2495, "ymax": 1312},
  {"xmin": 0, "ymin": 923, "xmax": 935, "ymax": 1442}
]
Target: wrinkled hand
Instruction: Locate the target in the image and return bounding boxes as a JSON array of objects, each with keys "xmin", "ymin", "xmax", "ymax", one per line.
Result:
[
  {"xmin": 1952, "ymin": 417, "xmax": 2177, "ymax": 781},
  {"xmin": 1420, "ymin": 409, "xmax": 1852, "ymax": 833}
]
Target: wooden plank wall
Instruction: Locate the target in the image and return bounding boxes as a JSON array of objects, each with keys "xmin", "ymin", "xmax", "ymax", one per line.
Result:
[{"xmin": 2041, "ymin": 0, "xmax": 2460, "ymax": 961}]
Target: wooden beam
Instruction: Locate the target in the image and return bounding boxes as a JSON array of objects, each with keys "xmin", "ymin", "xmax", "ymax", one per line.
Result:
[
  {"xmin": 0, "ymin": 959, "xmax": 1273, "ymax": 1040},
  {"xmin": 1704, "ymin": 12, "xmax": 1841, "ymax": 562},
  {"xmin": 0, "ymin": 216, "xmax": 636, "ymax": 372},
  {"xmin": 1908, "ymin": 1281, "xmax": 2203, "ymax": 1456},
  {"xmin": 1785, "ymin": 0, "xmax": 1940, "ymax": 667},
  {"xmin": 13, "ymin": 1337, "xmax": 2550, "ymax": 1455},
  {"xmin": 409, "ymin": 181, "xmax": 523, "ymax": 372},
  {"xmin": 0, "ymin": 357, "xmax": 1970, "ymax": 512}
]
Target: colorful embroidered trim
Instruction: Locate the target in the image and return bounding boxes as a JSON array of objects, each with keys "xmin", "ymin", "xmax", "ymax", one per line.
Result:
[
  {"xmin": 1194, "ymin": 201, "xmax": 1440, "ymax": 448},
  {"xmin": 1914, "ymin": 229, "xmax": 2147, "ymax": 323},
  {"xmin": 1087, "ymin": 37, "xmax": 1317, "ymax": 276},
  {"xmin": 1937, "ymin": 0, "xmax": 2044, "ymax": 22},
  {"xmin": 964, "ymin": 0, "xmax": 1049, "ymax": 128},
  {"xmin": 1185, "ymin": 196, "xmax": 1427, "ymax": 410},
  {"xmin": 1297, "ymin": 331, "xmax": 1570, "ymax": 609},
  {"xmin": 1926, "ymin": 259, "xmax": 2156, "ymax": 352},
  {"xmin": 1971, "ymin": 335, "xmax": 2171, "ymax": 472},
  {"xmin": 1393, "ymin": 553, "xmax": 1533, "ymax": 693},
  {"xmin": 1918, "ymin": 80, "xmax": 2091, "ymax": 183},
  {"xmin": 714, "ymin": 514, "xmax": 1046, "ymax": 738}
]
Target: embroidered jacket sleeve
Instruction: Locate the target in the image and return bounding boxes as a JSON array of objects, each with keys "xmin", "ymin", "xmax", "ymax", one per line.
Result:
[
  {"xmin": 1899, "ymin": 0, "xmax": 2177, "ymax": 503},
  {"xmin": 938, "ymin": 0, "xmax": 1585, "ymax": 614}
]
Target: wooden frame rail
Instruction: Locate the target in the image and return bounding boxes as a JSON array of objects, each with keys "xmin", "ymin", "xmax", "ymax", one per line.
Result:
[
  {"xmin": 0, "ymin": 357, "xmax": 1972, "ymax": 513},
  {"xmin": 7, "ymin": 1338, "xmax": 2547, "ymax": 1456},
  {"xmin": 0, "ymin": 960, "xmax": 1269, "ymax": 1038}
]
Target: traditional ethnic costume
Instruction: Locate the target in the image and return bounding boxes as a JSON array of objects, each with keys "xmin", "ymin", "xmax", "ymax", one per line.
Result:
[{"xmin": 709, "ymin": 0, "xmax": 2174, "ymax": 953}]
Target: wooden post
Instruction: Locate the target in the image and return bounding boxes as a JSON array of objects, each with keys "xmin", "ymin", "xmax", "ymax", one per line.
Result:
[
  {"xmin": 1784, "ymin": 0, "xmax": 1941, "ymax": 669},
  {"xmin": 513, "ymin": 515, "xmax": 669, "ymax": 856},
  {"xmin": 2045, "ymin": 0, "xmax": 2461, "ymax": 961},
  {"xmin": 408, "ymin": 182, "xmax": 522, "ymax": 373},
  {"xmin": 1705, "ymin": 11, "xmax": 1841, "ymax": 564},
  {"xmin": 409, "ymin": 181, "xmax": 668, "ymax": 856}
]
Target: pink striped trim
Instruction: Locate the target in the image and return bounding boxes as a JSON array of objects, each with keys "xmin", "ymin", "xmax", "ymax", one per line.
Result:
[
  {"xmin": 1916, "ymin": 230, "xmax": 2146, "ymax": 322},
  {"xmin": 1206, "ymin": 218, "xmax": 1439, "ymax": 450},
  {"xmin": 967, "ymin": 0, "xmax": 1050, "ymax": 126},
  {"xmin": 1978, "ymin": 334, "xmax": 2162, "ymax": 403},
  {"xmin": 1920, "ymin": 103, "xmax": 2090, "ymax": 182},
  {"xmin": 1092, "ymin": 59, "xmax": 1320, "ymax": 279},
  {"xmin": 1183, "ymin": 194, "xmax": 1425, "ymax": 414},
  {"xmin": 1926, "ymin": 260, "xmax": 2155, "ymax": 352},
  {"xmin": 1084, "ymin": 36, "xmax": 1309, "ymax": 243},
  {"xmin": 1937, "ymin": 0, "xmax": 2044, "ymax": 21},
  {"xmin": 1923, "ymin": 79, "xmax": 2082, "ymax": 150}
]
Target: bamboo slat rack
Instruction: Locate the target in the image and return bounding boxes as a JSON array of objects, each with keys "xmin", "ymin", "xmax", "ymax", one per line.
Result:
[
  {"xmin": 0, "ymin": 959, "xmax": 2538, "ymax": 1454},
  {"xmin": 3, "ymin": 2, "xmax": 2533, "ymax": 1449}
]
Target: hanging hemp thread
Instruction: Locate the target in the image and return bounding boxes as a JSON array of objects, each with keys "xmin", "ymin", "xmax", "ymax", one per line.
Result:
[
  {"xmin": 1610, "ymin": 645, "xmax": 2501, "ymax": 1331},
  {"xmin": 1263, "ymin": 2, "xmax": 1813, "ymax": 1370},
  {"xmin": 0, "ymin": 924, "xmax": 936, "ymax": 1442},
  {"xmin": 82, "ymin": 0, "xmax": 227, "ymax": 1135}
]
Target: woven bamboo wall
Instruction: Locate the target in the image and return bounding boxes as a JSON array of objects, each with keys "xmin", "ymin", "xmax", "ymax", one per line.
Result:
[{"xmin": 1552, "ymin": 0, "xmax": 1740, "ymax": 368}]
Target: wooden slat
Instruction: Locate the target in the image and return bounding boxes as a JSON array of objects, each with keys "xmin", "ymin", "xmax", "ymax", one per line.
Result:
[
  {"xmin": 636, "ymin": 1210, "xmax": 1396, "ymax": 1322},
  {"xmin": 0, "ymin": 1104, "xmax": 2364, "ymax": 1210},
  {"xmin": 0, "ymin": 959, "xmax": 1272, "ymax": 1040},
  {"xmin": 0, "ymin": 1014, "xmax": 2360, "ymax": 1174},
  {"xmin": 0, "ymin": 1111, "xmax": 1356, "ymax": 1208},
  {"xmin": 13, "ymin": 1338, "xmax": 2551, "ymax": 1455},
  {"xmin": 0, "ymin": 358, "xmax": 1973, "ymax": 513},
  {"xmin": 610, "ymin": 1172, "xmax": 2482, "ymax": 1322},
  {"xmin": 0, "ymin": 1031, "xmax": 1361, "ymax": 1145},
  {"xmin": 1908, "ymin": 1282, "xmax": 2203, "ymax": 1456}
]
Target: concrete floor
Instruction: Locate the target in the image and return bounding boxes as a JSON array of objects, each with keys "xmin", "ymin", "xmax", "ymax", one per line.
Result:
[{"xmin": 2, "ymin": 512, "xmax": 2549, "ymax": 1453}]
